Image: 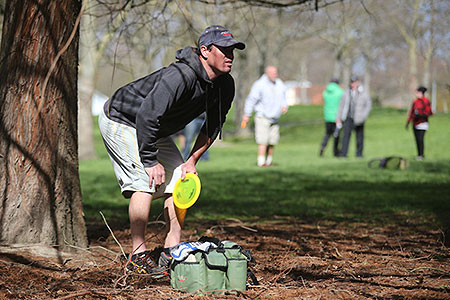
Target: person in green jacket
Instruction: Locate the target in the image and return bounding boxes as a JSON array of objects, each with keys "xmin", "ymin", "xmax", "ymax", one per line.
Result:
[{"xmin": 319, "ymin": 78, "xmax": 344, "ymax": 157}]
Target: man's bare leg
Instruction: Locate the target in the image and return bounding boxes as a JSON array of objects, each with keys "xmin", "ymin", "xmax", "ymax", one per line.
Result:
[
  {"xmin": 266, "ymin": 145, "xmax": 274, "ymax": 165},
  {"xmin": 267, "ymin": 145, "xmax": 274, "ymax": 156},
  {"xmin": 129, "ymin": 191, "xmax": 152, "ymax": 254},
  {"xmin": 257, "ymin": 144, "xmax": 267, "ymax": 166},
  {"xmin": 163, "ymin": 195, "xmax": 182, "ymax": 248}
]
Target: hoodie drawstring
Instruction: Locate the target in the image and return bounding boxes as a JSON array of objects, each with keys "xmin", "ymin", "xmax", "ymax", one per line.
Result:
[
  {"xmin": 205, "ymin": 85, "xmax": 222, "ymax": 146},
  {"xmin": 205, "ymin": 87, "xmax": 210, "ymax": 146}
]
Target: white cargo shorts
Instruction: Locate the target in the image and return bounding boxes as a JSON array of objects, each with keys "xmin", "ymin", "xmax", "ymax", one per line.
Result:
[
  {"xmin": 254, "ymin": 116, "xmax": 280, "ymax": 145},
  {"xmin": 98, "ymin": 108, "xmax": 183, "ymax": 199}
]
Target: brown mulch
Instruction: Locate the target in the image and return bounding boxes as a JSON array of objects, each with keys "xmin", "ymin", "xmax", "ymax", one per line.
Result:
[{"xmin": 0, "ymin": 216, "xmax": 448, "ymax": 299}]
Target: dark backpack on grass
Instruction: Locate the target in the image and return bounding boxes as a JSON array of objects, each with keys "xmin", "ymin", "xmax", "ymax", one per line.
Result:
[{"xmin": 368, "ymin": 156, "xmax": 409, "ymax": 170}]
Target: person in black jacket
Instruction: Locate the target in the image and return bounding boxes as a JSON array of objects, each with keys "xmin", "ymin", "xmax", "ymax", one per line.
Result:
[{"xmin": 98, "ymin": 25, "xmax": 245, "ymax": 277}]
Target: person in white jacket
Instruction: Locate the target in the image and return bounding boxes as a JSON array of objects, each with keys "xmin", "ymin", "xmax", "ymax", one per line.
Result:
[{"xmin": 242, "ymin": 66, "xmax": 288, "ymax": 167}]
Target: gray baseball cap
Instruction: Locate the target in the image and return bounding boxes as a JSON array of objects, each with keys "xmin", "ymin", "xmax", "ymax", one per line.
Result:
[
  {"xmin": 198, "ymin": 25, "xmax": 245, "ymax": 50},
  {"xmin": 350, "ymin": 75, "xmax": 359, "ymax": 82}
]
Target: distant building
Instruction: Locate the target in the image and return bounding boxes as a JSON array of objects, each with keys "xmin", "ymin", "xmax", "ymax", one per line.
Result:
[
  {"xmin": 285, "ymin": 81, "xmax": 332, "ymax": 106},
  {"xmin": 309, "ymin": 84, "xmax": 327, "ymax": 105},
  {"xmin": 285, "ymin": 80, "xmax": 312, "ymax": 105},
  {"xmin": 285, "ymin": 81, "xmax": 300, "ymax": 105}
]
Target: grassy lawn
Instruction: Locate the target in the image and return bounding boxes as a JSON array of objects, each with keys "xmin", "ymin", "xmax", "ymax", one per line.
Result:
[{"xmin": 79, "ymin": 105, "xmax": 450, "ymax": 231}]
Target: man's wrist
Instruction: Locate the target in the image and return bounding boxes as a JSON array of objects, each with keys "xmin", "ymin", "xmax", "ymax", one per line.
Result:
[
  {"xmin": 186, "ymin": 155, "xmax": 198, "ymax": 165},
  {"xmin": 143, "ymin": 160, "xmax": 158, "ymax": 168}
]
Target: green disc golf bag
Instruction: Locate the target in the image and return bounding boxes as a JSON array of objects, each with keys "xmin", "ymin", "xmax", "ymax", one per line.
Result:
[
  {"xmin": 170, "ymin": 240, "xmax": 252, "ymax": 295},
  {"xmin": 170, "ymin": 251, "xmax": 206, "ymax": 293}
]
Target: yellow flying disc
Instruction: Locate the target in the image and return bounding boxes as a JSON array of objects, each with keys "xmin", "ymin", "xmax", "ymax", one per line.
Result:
[{"xmin": 173, "ymin": 173, "xmax": 201, "ymax": 209}]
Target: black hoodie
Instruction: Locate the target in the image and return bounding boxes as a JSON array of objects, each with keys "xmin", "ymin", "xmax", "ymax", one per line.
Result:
[{"xmin": 104, "ymin": 46, "xmax": 235, "ymax": 167}]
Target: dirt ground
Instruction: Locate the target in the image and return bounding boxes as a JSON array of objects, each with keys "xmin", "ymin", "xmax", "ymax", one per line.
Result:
[{"xmin": 0, "ymin": 216, "xmax": 449, "ymax": 299}]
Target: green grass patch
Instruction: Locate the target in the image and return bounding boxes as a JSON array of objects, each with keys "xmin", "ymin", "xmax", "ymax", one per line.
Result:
[{"xmin": 80, "ymin": 106, "xmax": 450, "ymax": 230}]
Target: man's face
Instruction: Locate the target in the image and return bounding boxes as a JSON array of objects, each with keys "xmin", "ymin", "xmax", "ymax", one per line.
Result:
[
  {"xmin": 350, "ymin": 80, "xmax": 359, "ymax": 90},
  {"xmin": 206, "ymin": 45, "xmax": 235, "ymax": 75},
  {"xmin": 266, "ymin": 67, "xmax": 278, "ymax": 83}
]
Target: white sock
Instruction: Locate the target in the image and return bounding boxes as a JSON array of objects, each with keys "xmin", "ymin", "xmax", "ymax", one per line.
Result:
[
  {"xmin": 257, "ymin": 155, "xmax": 265, "ymax": 166},
  {"xmin": 266, "ymin": 155, "xmax": 273, "ymax": 165}
]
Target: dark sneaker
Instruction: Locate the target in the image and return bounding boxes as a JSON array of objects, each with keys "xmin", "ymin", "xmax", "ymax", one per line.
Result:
[
  {"xmin": 158, "ymin": 251, "xmax": 172, "ymax": 268},
  {"xmin": 126, "ymin": 250, "xmax": 168, "ymax": 278}
]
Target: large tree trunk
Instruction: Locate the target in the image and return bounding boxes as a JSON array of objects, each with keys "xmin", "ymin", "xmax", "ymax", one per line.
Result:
[
  {"xmin": 363, "ymin": 54, "xmax": 372, "ymax": 98},
  {"xmin": 408, "ymin": 41, "xmax": 418, "ymax": 94},
  {"xmin": 299, "ymin": 56, "xmax": 309, "ymax": 104},
  {"xmin": 0, "ymin": 0, "xmax": 88, "ymax": 250},
  {"xmin": 342, "ymin": 54, "xmax": 352, "ymax": 88},
  {"xmin": 332, "ymin": 47, "xmax": 343, "ymax": 80},
  {"xmin": 422, "ymin": 0, "xmax": 435, "ymax": 90},
  {"xmin": 390, "ymin": 0, "xmax": 421, "ymax": 106}
]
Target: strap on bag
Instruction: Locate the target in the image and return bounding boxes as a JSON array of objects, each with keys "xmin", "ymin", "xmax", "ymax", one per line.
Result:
[
  {"xmin": 198, "ymin": 236, "xmax": 221, "ymax": 246},
  {"xmin": 247, "ymin": 269, "xmax": 259, "ymax": 286},
  {"xmin": 241, "ymin": 249, "xmax": 256, "ymax": 263}
]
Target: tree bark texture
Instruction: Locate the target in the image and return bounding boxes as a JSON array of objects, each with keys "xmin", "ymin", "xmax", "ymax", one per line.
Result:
[{"xmin": 0, "ymin": 0, "xmax": 88, "ymax": 249}]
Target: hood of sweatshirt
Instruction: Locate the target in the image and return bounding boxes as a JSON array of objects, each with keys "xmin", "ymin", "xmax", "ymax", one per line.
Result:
[
  {"xmin": 175, "ymin": 47, "xmax": 212, "ymax": 84},
  {"xmin": 175, "ymin": 46, "xmax": 222, "ymax": 145},
  {"xmin": 324, "ymin": 82, "xmax": 342, "ymax": 95}
]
